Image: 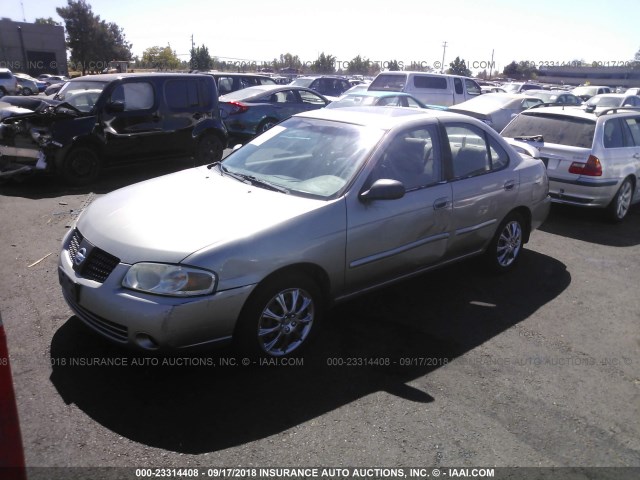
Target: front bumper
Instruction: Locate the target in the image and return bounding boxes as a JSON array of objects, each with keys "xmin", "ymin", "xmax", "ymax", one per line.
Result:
[
  {"xmin": 58, "ymin": 230, "xmax": 256, "ymax": 351},
  {"xmin": 0, "ymin": 146, "xmax": 47, "ymax": 178}
]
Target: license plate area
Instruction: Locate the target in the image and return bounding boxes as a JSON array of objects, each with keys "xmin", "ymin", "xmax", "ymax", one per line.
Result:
[{"xmin": 58, "ymin": 269, "xmax": 80, "ymax": 303}]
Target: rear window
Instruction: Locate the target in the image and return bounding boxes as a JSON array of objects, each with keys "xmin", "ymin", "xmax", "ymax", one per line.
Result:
[
  {"xmin": 413, "ymin": 75, "xmax": 447, "ymax": 89},
  {"xmin": 502, "ymin": 112, "xmax": 596, "ymax": 148},
  {"xmin": 369, "ymin": 74, "xmax": 407, "ymax": 92}
]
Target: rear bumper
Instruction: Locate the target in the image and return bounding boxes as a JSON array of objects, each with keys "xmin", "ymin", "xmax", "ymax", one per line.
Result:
[{"xmin": 548, "ymin": 176, "xmax": 620, "ymax": 208}]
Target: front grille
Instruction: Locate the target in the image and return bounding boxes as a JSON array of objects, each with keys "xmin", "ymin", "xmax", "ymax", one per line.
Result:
[{"xmin": 68, "ymin": 229, "xmax": 120, "ymax": 283}]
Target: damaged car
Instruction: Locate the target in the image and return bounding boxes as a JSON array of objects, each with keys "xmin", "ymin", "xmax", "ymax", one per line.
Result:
[{"xmin": 0, "ymin": 73, "xmax": 227, "ymax": 185}]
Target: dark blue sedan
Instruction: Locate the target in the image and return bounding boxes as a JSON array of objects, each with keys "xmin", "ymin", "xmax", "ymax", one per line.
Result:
[{"xmin": 219, "ymin": 85, "xmax": 330, "ymax": 145}]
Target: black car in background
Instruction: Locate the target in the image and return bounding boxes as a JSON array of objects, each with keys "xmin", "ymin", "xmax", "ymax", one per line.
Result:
[
  {"xmin": 290, "ymin": 76, "xmax": 352, "ymax": 98},
  {"xmin": 0, "ymin": 73, "xmax": 227, "ymax": 185}
]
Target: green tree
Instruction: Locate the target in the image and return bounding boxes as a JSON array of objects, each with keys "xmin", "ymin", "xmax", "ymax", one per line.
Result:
[
  {"xmin": 35, "ymin": 17, "xmax": 61, "ymax": 26},
  {"xmin": 56, "ymin": 0, "xmax": 132, "ymax": 75},
  {"xmin": 387, "ymin": 60, "xmax": 401, "ymax": 71},
  {"xmin": 142, "ymin": 45, "xmax": 180, "ymax": 71},
  {"xmin": 448, "ymin": 56, "xmax": 471, "ymax": 76},
  {"xmin": 311, "ymin": 52, "xmax": 335, "ymax": 74},
  {"xmin": 346, "ymin": 55, "xmax": 371, "ymax": 75},
  {"xmin": 190, "ymin": 44, "xmax": 212, "ymax": 71}
]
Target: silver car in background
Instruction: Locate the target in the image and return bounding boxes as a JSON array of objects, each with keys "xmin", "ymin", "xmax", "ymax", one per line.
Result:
[
  {"xmin": 58, "ymin": 107, "xmax": 550, "ymax": 357},
  {"xmin": 448, "ymin": 93, "xmax": 543, "ymax": 132},
  {"xmin": 502, "ymin": 105, "xmax": 640, "ymax": 222}
]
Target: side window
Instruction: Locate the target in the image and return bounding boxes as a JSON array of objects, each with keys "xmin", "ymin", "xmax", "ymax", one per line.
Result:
[
  {"xmin": 217, "ymin": 77, "xmax": 233, "ymax": 95},
  {"xmin": 164, "ymin": 79, "xmax": 199, "ymax": 109},
  {"xmin": 454, "ymin": 78, "xmax": 463, "ymax": 94},
  {"xmin": 414, "ymin": 75, "xmax": 448, "ymax": 89},
  {"xmin": 603, "ymin": 119, "xmax": 627, "ymax": 148},
  {"xmin": 405, "ymin": 97, "xmax": 423, "ymax": 108},
  {"xmin": 370, "ymin": 126, "xmax": 440, "ymax": 190},
  {"xmin": 445, "ymin": 124, "xmax": 491, "ymax": 178},
  {"xmin": 522, "ymin": 98, "xmax": 542, "ymax": 109},
  {"xmin": 377, "ymin": 96, "xmax": 401, "ymax": 107},
  {"xmin": 464, "ymin": 79, "xmax": 481, "ymax": 96},
  {"xmin": 299, "ymin": 90, "xmax": 326, "ymax": 105},
  {"xmin": 624, "ymin": 117, "xmax": 640, "ymax": 146},
  {"xmin": 111, "ymin": 82, "xmax": 154, "ymax": 111}
]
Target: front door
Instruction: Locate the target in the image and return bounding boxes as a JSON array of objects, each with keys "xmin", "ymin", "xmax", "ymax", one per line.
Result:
[
  {"xmin": 345, "ymin": 124, "xmax": 452, "ymax": 293},
  {"xmin": 100, "ymin": 80, "xmax": 165, "ymax": 163}
]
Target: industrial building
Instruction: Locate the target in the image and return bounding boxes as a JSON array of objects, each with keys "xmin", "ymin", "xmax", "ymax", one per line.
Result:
[{"xmin": 0, "ymin": 18, "xmax": 68, "ymax": 77}]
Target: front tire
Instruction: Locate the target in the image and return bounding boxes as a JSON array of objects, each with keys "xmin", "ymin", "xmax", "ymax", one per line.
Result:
[
  {"xmin": 606, "ymin": 178, "xmax": 633, "ymax": 223},
  {"xmin": 235, "ymin": 273, "xmax": 323, "ymax": 357},
  {"xmin": 485, "ymin": 212, "xmax": 525, "ymax": 273},
  {"xmin": 59, "ymin": 147, "xmax": 101, "ymax": 186}
]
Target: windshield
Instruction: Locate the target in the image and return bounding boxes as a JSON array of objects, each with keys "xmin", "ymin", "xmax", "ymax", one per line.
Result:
[
  {"xmin": 369, "ymin": 74, "xmax": 407, "ymax": 92},
  {"xmin": 55, "ymin": 81, "xmax": 108, "ymax": 112},
  {"xmin": 326, "ymin": 94, "xmax": 381, "ymax": 108},
  {"xmin": 586, "ymin": 96, "xmax": 621, "ymax": 107},
  {"xmin": 221, "ymin": 117, "xmax": 385, "ymax": 199},
  {"xmin": 290, "ymin": 78, "xmax": 314, "ymax": 88},
  {"xmin": 502, "ymin": 83, "xmax": 523, "ymax": 93}
]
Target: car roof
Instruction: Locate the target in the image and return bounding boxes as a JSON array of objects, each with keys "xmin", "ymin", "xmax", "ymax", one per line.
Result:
[
  {"xmin": 344, "ymin": 91, "xmax": 415, "ymax": 98},
  {"xmin": 69, "ymin": 73, "xmax": 211, "ymax": 82},
  {"xmin": 294, "ymin": 105, "xmax": 476, "ymax": 130},
  {"xmin": 519, "ymin": 104, "xmax": 640, "ymax": 120}
]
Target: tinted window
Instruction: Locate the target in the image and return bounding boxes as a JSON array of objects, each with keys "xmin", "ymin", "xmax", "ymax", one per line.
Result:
[
  {"xmin": 603, "ymin": 119, "xmax": 633, "ymax": 148},
  {"xmin": 502, "ymin": 113, "xmax": 596, "ymax": 149},
  {"xmin": 165, "ymin": 79, "xmax": 200, "ymax": 109},
  {"xmin": 217, "ymin": 77, "xmax": 233, "ymax": 95},
  {"xmin": 413, "ymin": 75, "xmax": 447, "ymax": 89},
  {"xmin": 454, "ymin": 78, "xmax": 463, "ymax": 94},
  {"xmin": 624, "ymin": 117, "xmax": 640, "ymax": 145},
  {"xmin": 369, "ymin": 74, "xmax": 407, "ymax": 92},
  {"xmin": 0, "ymin": 72, "xmax": 12, "ymax": 79}
]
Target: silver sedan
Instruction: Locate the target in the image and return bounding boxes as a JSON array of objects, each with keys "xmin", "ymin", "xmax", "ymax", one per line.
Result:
[{"xmin": 58, "ymin": 107, "xmax": 550, "ymax": 357}]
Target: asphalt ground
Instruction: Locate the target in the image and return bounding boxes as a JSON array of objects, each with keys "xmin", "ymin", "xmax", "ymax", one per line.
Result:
[{"xmin": 0, "ymin": 158, "xmax": 639, "ymax": 477}]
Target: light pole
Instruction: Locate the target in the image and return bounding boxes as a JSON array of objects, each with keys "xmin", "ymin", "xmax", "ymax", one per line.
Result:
[{"xmin": 441, "ymin": 41, "xmax": 447, "ymax": 74}]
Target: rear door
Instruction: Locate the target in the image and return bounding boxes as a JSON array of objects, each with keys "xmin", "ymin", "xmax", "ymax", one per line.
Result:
[{"xmin": 443, "ymin": 122, "xmax": 518, "ymax": 258}]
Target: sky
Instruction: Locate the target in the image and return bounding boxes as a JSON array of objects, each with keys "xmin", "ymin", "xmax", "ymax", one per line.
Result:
[{"xmin": 4, "ymin": 0, "xmax": 639, "ymax": 73}]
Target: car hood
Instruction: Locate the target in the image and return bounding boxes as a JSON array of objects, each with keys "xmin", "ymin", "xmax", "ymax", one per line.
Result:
[{"xmin": 76, "ymin": 167, "xmax": 327, "ymax": 264}]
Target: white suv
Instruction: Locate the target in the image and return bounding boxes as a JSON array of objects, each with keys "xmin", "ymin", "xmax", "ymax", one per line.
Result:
[
  {"xmin": 0, "ymin": 68, "xmax": 18, "ymax": 97},
  {"xmin": 501, "ymin": 105, "xmax": 640, "ymax": 222}
]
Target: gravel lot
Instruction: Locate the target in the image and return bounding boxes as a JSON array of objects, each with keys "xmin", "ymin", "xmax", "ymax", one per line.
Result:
[{"xmin": 1, "ymin": 160, "xmax": 639, "ymax": 476}]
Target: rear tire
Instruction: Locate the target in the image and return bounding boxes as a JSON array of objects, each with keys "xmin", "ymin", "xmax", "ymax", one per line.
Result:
[
  {"xmin": 606, "ymin": 178, "xmax": 633, "ymax": 223},
  {"xmin": 59, "ymin": 147, "xmax": 101, "ymax": 186},
  {"xmin": 257, "ymin": 118, "xmax": 278, "ymax": 135},
  {"xmin": 485, "ymin": 212, "xmax": 525, "ymax": 273},
  {"xmin": 195, "ymin": 133, "xmax": 223, "ymax": 166}
]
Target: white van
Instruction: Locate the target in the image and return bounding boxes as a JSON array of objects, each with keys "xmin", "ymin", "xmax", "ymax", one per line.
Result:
[{"xmin": 368, "ymin": 71, "xmax": 482, "ymax": 106}]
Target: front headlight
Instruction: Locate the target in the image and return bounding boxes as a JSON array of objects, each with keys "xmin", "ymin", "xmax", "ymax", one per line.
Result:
[{"xmin": 123, "ymin": 263, "xmax": 216, "ymax": 297}]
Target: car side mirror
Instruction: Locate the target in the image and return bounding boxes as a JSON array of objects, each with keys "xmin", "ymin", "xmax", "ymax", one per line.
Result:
[
  {"xmin": 106, "ymin": 100, "xmax": 125, "ymax": 113},
  {"xmin": 359, "ymin": 179, "xmax": 405, "ymax": 201}
]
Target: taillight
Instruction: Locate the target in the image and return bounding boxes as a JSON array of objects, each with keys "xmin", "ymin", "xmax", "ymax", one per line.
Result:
[
  {"xmin": 568, "ymin": 155, "xmax": 602, "ymax": 176},
  {"xmin": 227, "ymin": 101, "xmax": 249, "ymax": 115}
]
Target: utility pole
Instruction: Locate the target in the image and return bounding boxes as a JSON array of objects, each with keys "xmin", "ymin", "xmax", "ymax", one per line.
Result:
[
  {"xmin": 441, "ymin": 41, "xmax": 447, "ymax": 74},
  {"xmin": 489, "ymin": 49, "xmax": 494, "ymax": 79}
]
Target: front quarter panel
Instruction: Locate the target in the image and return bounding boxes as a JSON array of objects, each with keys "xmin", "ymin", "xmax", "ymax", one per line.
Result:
[{"xmin": 182, "ymin": 198, "xmax": 347, "ymax": 298}]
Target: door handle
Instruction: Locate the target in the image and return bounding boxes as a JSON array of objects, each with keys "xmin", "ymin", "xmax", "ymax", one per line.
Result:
[
  {"xmin": 152, "ymin": 113, "xmax": 161, "ymax": 122},
  {"xmin": 433, "ymin": 197, "xmax": 450, "ymax": 210},
  {"xmin": 504, "ymin": 180, "xmax": 516, "ymax": 191}
]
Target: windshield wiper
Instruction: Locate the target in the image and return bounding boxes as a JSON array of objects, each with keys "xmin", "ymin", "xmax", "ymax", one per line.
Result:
[
  {"xmin": 514, "ymin": 135, "xmax": 544, "ymax": 142},
  {"xmin": 220, "ymin": 166, "xmax": 289, "ymax": 194}
]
